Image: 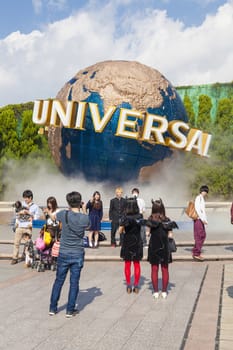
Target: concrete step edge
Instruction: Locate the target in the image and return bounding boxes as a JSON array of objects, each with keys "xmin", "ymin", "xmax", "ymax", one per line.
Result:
[
  {"xmin": 1, "ymin": 240, "xmax": 233, "ymax": 246},
  {"xmin": 1, "ymin": 254, "xmax": 233, "ymax": 261}
]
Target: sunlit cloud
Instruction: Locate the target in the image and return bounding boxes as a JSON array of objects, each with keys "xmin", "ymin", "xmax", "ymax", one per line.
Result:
[
  {"xmin": 32, "ymin": 0, "xmax": 67, "ymax": 14},
  {"xmin": 1, "ymin": 1, "xmax": 233, "ymax": 106}
]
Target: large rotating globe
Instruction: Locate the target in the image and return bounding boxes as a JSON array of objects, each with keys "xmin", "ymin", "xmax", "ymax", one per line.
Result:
[{"xmin": 48, "ymin": 60, "xmax": 188, "ymax": 182}]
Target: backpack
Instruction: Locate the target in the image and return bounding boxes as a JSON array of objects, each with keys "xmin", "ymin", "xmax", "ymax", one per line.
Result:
[
  {"xmin": 185, "ymin": 200, "xmax": 198, "ymax": 220},
  {"xmin": 41, "ymin": 225, "xmax": 53, "ymax": 247},
  {"xmin": 35, "ymin": 236, "xmax": 46, "ymax": 251},
  {"xmin": 44, "ymin": 231, "xmax": 53, "ymax": 246}
]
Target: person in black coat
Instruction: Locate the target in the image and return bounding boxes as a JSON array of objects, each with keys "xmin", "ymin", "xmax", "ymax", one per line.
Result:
[
  {"xmin": 146, "ymin": 198, "xmax": 177, "ymax": 299},
  {"xmin": 109, "ymin": 187, "xmax": 127, "ymax": 247},
  {"xmin": 119, "ymin": 197, "xmax": 143, "ymax": 294}
]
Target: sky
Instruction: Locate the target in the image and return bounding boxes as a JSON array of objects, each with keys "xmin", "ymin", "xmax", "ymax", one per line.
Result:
[{"xmin": 0, "ymin": 0, "xmax": 233, "ymax": 106}]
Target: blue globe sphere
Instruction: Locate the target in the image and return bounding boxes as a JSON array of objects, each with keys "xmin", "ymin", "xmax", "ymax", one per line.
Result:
[{"xmin": 49, "ymin": 61, "xmax": 188, "ymax": 183}]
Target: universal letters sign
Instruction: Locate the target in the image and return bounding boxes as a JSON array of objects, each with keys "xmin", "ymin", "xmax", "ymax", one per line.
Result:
[{"xmin": 32, "ymin": 99, "xmax": 212, "ymax": 157}]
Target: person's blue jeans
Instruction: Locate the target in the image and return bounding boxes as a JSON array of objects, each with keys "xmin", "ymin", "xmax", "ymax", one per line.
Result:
[{"xmin": 49, "ymin": 251, "xmax": 84, "ymax": 313}]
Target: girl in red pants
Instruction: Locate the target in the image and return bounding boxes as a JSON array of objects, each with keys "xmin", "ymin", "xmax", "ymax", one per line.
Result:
[
  {"xmin": 119, "ymin": 197, "xmax": 143, "ymax": 294},
  {"xmin": 147, "ymin": 199, "xmax": 177, "ymax": 299}
]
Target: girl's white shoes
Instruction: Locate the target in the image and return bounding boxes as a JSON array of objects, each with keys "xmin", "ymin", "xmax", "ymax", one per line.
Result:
[
  {"xmin": 161, "ymin": 292, "xmax": 167, "ymax": 299},
  {"xmin": 153, "ymin": 292, "xmax": 160, "ymax": 299},
  {"xmin": 153, "ymin": 291, "xmax": 167, "ymax": 299}
]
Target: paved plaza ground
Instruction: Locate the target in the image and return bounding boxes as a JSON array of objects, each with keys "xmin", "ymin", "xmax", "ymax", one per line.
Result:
[
  {"xmin": 0, "ymin": 207, "xmax": 233, "ymax": 350},
  {"xmin": 1, "ymin": 257, "xmax": 233, "ymax": 350}
]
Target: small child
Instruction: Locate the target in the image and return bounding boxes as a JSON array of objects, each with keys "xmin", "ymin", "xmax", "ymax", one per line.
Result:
[
  {"xmin": 13, "ymin": 201, "xmax": 32, "ymax": 231},
  {"xmin": 22, "ymin": 232, "xmax": 34, "ymax": 267}
]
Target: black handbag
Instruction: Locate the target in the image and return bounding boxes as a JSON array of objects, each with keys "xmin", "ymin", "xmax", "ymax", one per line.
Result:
[
  {"xmin": 168, "ymin": 237, "xmax": 177, "ymax": 252},
  {"xmin": 98, "ymin": 231, "xmax": 107, "ymax": 242}
]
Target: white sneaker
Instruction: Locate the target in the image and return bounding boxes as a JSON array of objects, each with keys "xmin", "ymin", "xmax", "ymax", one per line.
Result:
[
  {"xmin": 153, "ymin": 292, "xmax": 160, "ymax": 299},
  {"xmin": 89, "ymin": 242, "xmax": 93, "ymax": 248},
  {"xmin": 161, "ymin": 292, "xmax": 167, "ymax": 299}
]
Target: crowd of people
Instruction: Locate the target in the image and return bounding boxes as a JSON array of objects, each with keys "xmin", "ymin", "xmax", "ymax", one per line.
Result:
[{"xmin": 9, "ymin": 185, "xmax": 233, "ymax": 317}]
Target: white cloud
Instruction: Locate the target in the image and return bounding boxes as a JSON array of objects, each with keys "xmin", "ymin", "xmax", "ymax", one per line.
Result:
[
  {"xmin": 1, "ymin": 0, "xmax": 233, "ymax": 106},
  {"xmin": 32, "ymin": 0, "xmax": 67, "ymax": 14},
  {"xmin": 123, "ymin": 1, "xmax": 233, "ymax": 85}
]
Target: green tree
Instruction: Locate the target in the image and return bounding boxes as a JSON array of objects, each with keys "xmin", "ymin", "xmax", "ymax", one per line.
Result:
[
  {"xmin": 0, "ymin": 108, "xmax": 20, "ymax": 159},
  {"xmin": 184, "ymin": 111, "xmax": 233, "ymax": 199},
  {"xmin": 196, "ymin": 95, "xmax": 212, "ymax": 131},
  {"xmin": 19, "ymin": 110, "xmax": 48, "ymax": 157},
  {"xmin": 0, "ymin": 103, "xmax": 55, "ymax": 199},
  {"xmin": 215, "ymin": 97, "xmax": 233, "ymax": 132},
  {"xmin": 183, "ymin": 95, "xmax": 196, "ymax": 126}
]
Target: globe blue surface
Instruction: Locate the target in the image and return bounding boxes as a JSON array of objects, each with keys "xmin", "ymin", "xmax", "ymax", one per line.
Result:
[{"xmin": 52, "ymin": 61, "xmax": 188, "ymax": 183}]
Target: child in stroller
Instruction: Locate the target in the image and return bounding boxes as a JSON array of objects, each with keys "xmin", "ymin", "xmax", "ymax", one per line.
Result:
[
  {"xmin": 33, "ymin": 225, "xmax": 61, "ymax": 272},
  {"xmin": 22, "ymin": 232, "xmax": 34, "ymax": 267},
  {"xmin": 33, "ymin": 227, "xmax": 54, "ymax": 272},
  {"xmin": 33, "ymin": 196, "xmax": 61, "ymax": 272},
  {"xmin": 43, "ymin": 196, "xmax": 61, "ymax": 271}
]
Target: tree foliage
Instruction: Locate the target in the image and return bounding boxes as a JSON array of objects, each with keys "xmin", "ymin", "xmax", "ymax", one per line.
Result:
[
  {"xmin": 0, "ymin": 108, "xmax": 20, "ymax": 158},
  {"xmin": 0, "ymin": 103, "xmax": 55, "ymax": 198},
  {"xmin": 19, "ymin": 110, "xmax": 48, "ymax": 157},
  {"xmin": 183, "ymin": 95, "xmax": 233, "ymax": 199},
  {"xmin": 215, "ymin": 97, "xmax": 233, "ymax": 133},
  {"xmin": 183, "ymin": 95, "xmax": 196, "ymax": 127},
  {"xmin": 196, "ymin": 94, "xmax": 212, "ymax": 131}
]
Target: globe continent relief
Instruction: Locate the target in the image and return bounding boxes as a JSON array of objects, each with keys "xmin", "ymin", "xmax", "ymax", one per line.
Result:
[{"xmin": 48, "ymin": 60, "xmax": 188, "ymax": 182}]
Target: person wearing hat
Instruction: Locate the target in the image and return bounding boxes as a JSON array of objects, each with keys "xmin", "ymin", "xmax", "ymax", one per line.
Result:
[{"xmin": 192, "ymin": 185, "xmax": 209, "ymax": 261}]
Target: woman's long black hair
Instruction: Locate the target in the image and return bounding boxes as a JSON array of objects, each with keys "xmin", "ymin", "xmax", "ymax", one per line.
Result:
[
  {"xmin": 92, "ymin": 191, "xmax": 102, "ymax": 210},
  {"xmin": 151, "ymin": 198, "xmax": 166, "ymax": 220},
  {"xmin": 125, "ymin": 197, "xmax": 139, "ymax": 216}
]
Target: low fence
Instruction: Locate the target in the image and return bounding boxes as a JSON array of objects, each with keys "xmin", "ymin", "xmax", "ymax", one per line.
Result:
[
  {"xmin": 31, "ymin": 219, "xmax": 192, "ymax": 231},
  {"xmin": 0, "ymin": 201, "xmax": 231, "ymax": 232}
]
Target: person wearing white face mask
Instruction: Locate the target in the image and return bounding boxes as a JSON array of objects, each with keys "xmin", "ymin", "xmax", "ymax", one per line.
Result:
[{"xmin": 131, "ymin": 188, "xmax": 147, "ymax": 246}]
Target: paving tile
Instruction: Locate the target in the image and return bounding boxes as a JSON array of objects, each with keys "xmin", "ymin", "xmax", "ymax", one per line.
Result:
[
  {"xmin": 219, "ymin": 340, "xmax": 233, "ymax": 350},
  {"xmin": 1, "ymin": 219, "xmax": 233, "ymax": 350}
]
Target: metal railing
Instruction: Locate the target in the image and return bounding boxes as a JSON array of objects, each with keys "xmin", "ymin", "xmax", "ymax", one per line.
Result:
[{"xmin": 0, "ymin": 201, "xmax": 231, "ymax": 232}]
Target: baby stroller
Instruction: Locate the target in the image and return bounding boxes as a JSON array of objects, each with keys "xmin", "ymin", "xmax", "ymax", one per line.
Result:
[
  {"xmin": 33, "ymin": 226, "xmax": 54, "ymax": 272},
  {"xmin": 51, "ymin": 239, "xmax": 60, "ymax": 271},
  {"xmin": 49, "ymin": 224, "xmax": 62, "ymax": 271}
]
